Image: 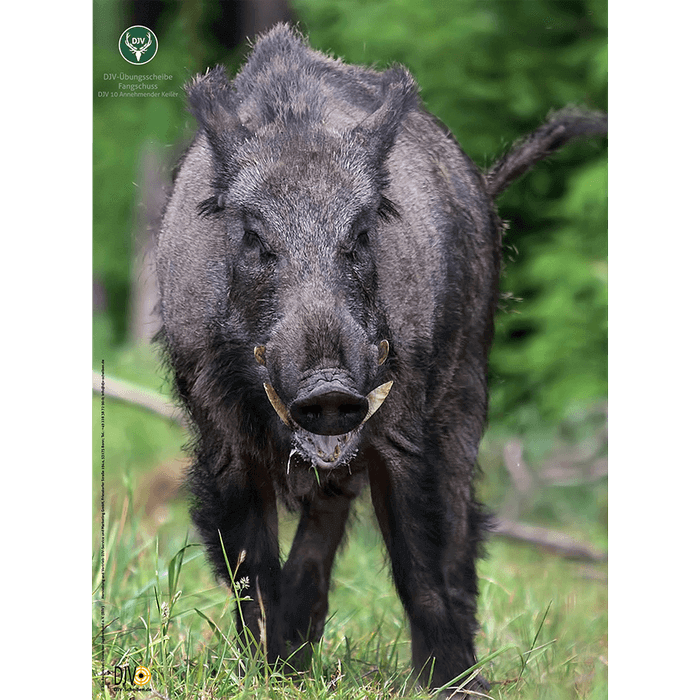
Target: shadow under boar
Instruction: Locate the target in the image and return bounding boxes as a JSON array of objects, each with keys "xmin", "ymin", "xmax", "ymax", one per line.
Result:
[{"xmin": 156, "ymin": 24, "xmax": 606, "ymax": 696}]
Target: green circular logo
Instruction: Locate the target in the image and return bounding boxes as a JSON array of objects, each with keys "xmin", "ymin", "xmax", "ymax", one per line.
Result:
[{"xmin": 118, "ymin": 26, "xmax": 158, "ymax": 65}]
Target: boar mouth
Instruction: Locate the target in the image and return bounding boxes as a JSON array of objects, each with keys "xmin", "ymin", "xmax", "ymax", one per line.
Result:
[
  {"xmin": 263, "ymin": 381, "xmax": 393, "ymax": 469},
  {"xmin": 292, "ymin": 429, "xmax": 362, "ymax": 469}
]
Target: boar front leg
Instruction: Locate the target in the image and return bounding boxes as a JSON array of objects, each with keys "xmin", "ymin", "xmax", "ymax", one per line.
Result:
[
  {"xmin": 279, "ymin": 483, "xmax": 360, "ymax": 668},
  {"xmin": 189, "ymin": 454, "xmax": 285, "ymax": 661},
  {"xmin": 366, "ymin": 446, "xmax": 490, "ymax": 695}
]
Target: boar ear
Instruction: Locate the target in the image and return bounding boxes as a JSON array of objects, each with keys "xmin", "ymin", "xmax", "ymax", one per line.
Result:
[
  {"xmin": 187, "ymin": 65, "xmax": 250, "ymax": 160},
  {"xmin": 352, "ymin": 66, "xmax": 417, "ymax": 163}
]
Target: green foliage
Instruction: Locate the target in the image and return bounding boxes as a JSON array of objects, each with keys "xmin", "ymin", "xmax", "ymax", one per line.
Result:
[{"xmin": 491, "ymin": 157, "xmax": 608, "ymax": 426}]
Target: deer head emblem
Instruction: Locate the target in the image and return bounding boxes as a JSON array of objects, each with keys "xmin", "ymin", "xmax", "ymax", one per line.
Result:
[{"xmin": 125, "ymin": 31, "xmax": 152, "ymax": 62}]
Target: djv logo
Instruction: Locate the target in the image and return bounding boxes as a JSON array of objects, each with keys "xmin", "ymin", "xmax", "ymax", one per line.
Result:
[
  {"xmin": 118, "ymin": 26, "xmax": 158, "ymax": 65},
  {"xmin": 111, "ymin": 664, "xmax": 151, "ymax": 687}
]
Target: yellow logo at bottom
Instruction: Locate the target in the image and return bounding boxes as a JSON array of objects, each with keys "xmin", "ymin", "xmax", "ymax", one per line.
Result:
[{"xmin": 134, "ymin": 666, "xmax": 151, "ymax": 686}]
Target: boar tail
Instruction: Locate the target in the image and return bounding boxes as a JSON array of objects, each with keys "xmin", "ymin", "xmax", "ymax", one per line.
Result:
[{"xmin": 485, "ymin": 107, "xmax": 607, "ymax": 199}]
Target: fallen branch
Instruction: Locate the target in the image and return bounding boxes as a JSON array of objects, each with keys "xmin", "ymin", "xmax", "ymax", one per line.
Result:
[
  {"xmin": 494, "ymin": 517, "xmax": 607, "ymax": 563},
  {"xmin": 92, "ymin": 371, "xmax": 187, "ymax": 428}
]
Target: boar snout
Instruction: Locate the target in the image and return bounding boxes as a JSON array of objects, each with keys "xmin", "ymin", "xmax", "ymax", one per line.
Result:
[
  {"xmin": 259, "ymin": 340, "xmax": 394, "ymax": 469},
  {"xmin": 290, "ymin": 381, "xmax": 369, "ymax": 436}
]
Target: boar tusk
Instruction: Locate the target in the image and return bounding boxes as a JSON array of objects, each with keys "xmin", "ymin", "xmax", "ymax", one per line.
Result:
[
  {"xmin": 263, "ymin": 382, "xmax": 292, "ymax": 427},
  {"xmin": 254, "ymin": 345, "xmax": 267, "ymax": 366},
  {"xmin": 377, "ymin": 339, "xmax": 389, "ymax": 365},
  {"xmin": 362, "ymin": 381, "xmax": 394, "ymax": 424}
]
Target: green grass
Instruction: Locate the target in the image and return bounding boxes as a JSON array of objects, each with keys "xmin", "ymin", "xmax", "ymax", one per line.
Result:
[{"xmin": 93, "ymin": 493, "xmax": 606, "ymax": 699}]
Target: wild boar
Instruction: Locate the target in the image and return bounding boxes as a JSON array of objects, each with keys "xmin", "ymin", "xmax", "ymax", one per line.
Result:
[{"xmin": 156, "ymin": 23, "xmax": 606, "ymax": 696}]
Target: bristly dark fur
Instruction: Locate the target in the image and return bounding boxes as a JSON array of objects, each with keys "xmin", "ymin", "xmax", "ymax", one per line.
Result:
[{"xmin": 156, "ymin": 23, "xmax": 606, "ymax": 697}]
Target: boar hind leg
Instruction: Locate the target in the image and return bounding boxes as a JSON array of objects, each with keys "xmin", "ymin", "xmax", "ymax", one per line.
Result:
[
  {"xmin": 279, "ymin": 489, "xmax": 355, "ymax": 667},
  {"xmin": 367, "ymin": 447, "xmax": 490, "ymax": 694}
]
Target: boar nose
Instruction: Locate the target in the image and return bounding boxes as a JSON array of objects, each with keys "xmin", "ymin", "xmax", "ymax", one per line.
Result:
[{"xmin": 290, "ymin": 383, "xmax": 369, "ymax": 436}]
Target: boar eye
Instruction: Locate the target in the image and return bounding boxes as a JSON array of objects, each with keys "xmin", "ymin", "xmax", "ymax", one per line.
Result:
[
  {"xmin": 243, "ymin": 228, "xmax": 259, "ymax": 243},
  {"xmin": 243, "ymin": 228, "xmax": 276, "ymax": 263},
  {"xmin": 355, "ymin": 230, "xmax": 370, "ymax": 247},
  {"xmin": 346, "ymin": 229, "xmax": 369, "ymax": 257}
]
